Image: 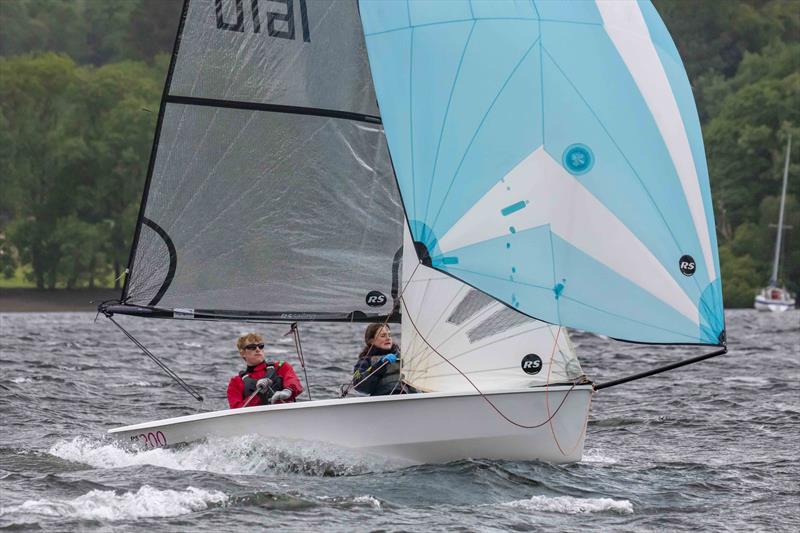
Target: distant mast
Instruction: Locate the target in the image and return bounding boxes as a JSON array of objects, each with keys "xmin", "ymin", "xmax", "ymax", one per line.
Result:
[{"xmin": 770, "ymin": 134, "xmax": 791, "ymax": 286}]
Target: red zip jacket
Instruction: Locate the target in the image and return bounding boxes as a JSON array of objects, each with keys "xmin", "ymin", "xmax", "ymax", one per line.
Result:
[{"xmin": 227, "ymin": 361, "xmax": 303, "ymax": 408}]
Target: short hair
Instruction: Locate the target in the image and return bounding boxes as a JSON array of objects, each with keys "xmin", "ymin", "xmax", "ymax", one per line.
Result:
[
  {"xmin": 364, "ymin": 323, "xmax": 389, "ymax": 345},
  {"xmin": 237, "ymin": 332, "xmax": 264, "ymax": 351}
]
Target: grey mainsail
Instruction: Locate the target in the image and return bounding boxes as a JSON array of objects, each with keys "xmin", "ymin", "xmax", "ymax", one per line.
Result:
[{"xmin": 120, "ymin": 0, "xmax": 403, "ymax": 321}]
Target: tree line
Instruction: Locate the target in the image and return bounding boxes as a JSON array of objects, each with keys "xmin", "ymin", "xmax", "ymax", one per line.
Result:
[
  {"xmin": 0, "ymin": 0, "xmax": 180, "ymax": 289},
  {"xmin": 0, "ymin": 0, "xmax": 797, "ymax": 306}
]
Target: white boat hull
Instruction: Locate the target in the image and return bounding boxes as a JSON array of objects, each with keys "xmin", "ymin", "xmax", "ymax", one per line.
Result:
[
  {"xmin": 109, "ymin": 385, "xmax": 594, "ymax": 464},
  {"xmin": 754, "ymin": 298, "xmax": 795, "ymax": 312},
  {"xmin": 754, "ymin": 288, "xmax": 795, "ymax": 312}
]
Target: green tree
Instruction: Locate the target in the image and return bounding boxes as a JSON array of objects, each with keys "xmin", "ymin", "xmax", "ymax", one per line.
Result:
[
  {"xmin": 655, "ymin": 0, "xmax": 800, "ymax": 80},
  {"xmin": 0, "ymin": 53, "xmax": 88, "ymax": 287},
  {"xmin": 0, "ymin": 0, "xmax": 182, "ymax": 64},
  {"xmin": 83, "ymin": 0, "xmax": 140, "ymax": 65},
  {"xmin": 719, "ymin": 245, "xmax": 763, "ymax": 307},
  {"xmin": 0, "ymin": 0, "xmax": 88, "ymax": 60},
  {"xmin": 126, "ymin": 0, "xmax": 183, "ymax": 62},
  {"xmin": 82, "ymin": 61, "xmax": 160, "ymax": 287},
  {"xmin": 51, "ymin": 215, "xmax": 112, "ymax": 288},
  {"xmin": 705, "ymin": 44, "xmax": 799, "ymax": 226},
  {"xmin": 0, "ymin": 54, "xmax": 160, "ymax": 287}
]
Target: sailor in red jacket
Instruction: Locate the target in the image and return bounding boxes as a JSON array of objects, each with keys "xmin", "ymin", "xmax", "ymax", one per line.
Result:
[{"xmin": 227, "ymin": 333, "xmax": 303, "ymax": 409}]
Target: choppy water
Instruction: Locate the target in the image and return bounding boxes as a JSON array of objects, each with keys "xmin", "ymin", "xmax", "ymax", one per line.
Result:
[{"xmin": 0, "ymin": 310, "xmax": 798, "ymax": 531}]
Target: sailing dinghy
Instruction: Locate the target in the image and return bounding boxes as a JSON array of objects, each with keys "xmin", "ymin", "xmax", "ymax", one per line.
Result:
[{"xmin": 101, "ymin": 0, "xmax": 726, "ymax": 464}]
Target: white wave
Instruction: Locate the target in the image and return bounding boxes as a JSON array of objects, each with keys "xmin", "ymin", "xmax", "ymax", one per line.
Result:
[
  {"xmin": 49, "ymin": 435, "xmax": 398, "ymax": 477},
  {"xmin": 582, "ymin": 449, "xmax": 618, "ymax": 464},
  {"xmin": 318, "ymin": 494, "xmax": 382, "ymax": 509},
  {"xmin": 11, "ymin": 377, "xmax": 33, "ymax": 383},
  {"xmin": 353, "ymin": 495, "xmax": 382, "ymax": 509},
  {"xmin": 502, "ymin": 495, "xmax": 633, "ymax": 515},
  {"xmin": 720, "ymin": 375, "xmax": 770, "ymax": 387},
  {"xmin": 0, "ymin": 485, "xmax": 227, "ymax": 522},
  {"xmin": 178, "ymin": 342, "xmax": 203, "ymax": 348},
  {"xmin": 108, "ymin": 381, "xmax": 152, "ymax": 387}
]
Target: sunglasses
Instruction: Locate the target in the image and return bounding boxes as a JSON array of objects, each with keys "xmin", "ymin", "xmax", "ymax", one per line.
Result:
[{"xmin": 244, "ymin": 343, "xmax": 265, "ymax": 351}]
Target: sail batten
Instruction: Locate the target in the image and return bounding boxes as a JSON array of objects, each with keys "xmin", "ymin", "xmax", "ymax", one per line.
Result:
[
  {"xmin": 165, "ymin": 95, "xmax": 382, "ymax": 123},
  {"xmin": 360, "ymin": 0, "xmax": 725, "ymax": 345}
]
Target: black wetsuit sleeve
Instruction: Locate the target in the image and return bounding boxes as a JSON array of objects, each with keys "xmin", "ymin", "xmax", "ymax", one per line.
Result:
[{"xmin": 353, "ymin": 358, "xmax": 387, "ymax": 395}]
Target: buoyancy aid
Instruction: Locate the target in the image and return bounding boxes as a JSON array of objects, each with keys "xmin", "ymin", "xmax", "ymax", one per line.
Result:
[
  {"xmin": 240, "ymin": 362, "xmax": 285, "ymax": 404},
  {"xmin": 353, "ymin": 345, "xmax": 404, "ymax": 396},
  {"xmin": 354, "ymin": 360, "xmax": 402, "ymax": 395}
]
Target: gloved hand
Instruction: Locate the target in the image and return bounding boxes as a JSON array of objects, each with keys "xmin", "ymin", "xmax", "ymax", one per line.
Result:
[
  {"xmin": 256, "ymin": 377, "xmax": 273, "ymax": 391},
  {"xmin": 269, "ymin": 389, "xmax": 292, "ymax": 404},
  {"xmin": 380, "ymin": 353, "xmax": 398, "ymax": 364}
]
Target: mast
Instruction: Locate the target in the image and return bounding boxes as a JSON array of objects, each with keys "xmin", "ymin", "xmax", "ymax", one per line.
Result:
[{"xmin": 770, "ymin": 133, "xmax": 792, "ymax": 287}]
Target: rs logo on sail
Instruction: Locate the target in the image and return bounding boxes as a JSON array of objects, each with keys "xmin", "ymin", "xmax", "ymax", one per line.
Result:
[
  {"xmin": 679, "ymin": 255, "xmax": 696, "ymax": 277},
  {"xmin": 215, "ymin": 0, "xmax": 311, "ymax": 42},
  {"xmin": 365, "ymin": 291, "xmax": 387, "ymax": 307},
  {"xmin": 521, "ymin": 354, "xmax": 543, "ymax": 375}
]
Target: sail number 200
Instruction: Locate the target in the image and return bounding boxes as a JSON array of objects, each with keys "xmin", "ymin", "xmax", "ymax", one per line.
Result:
[{"xmin": 215, "ymin": 0, "xmax": 311, "ymax": 42}]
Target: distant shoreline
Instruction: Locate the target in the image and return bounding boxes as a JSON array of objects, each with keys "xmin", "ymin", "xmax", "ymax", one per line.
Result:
[{"xmin": 0, "ymin": 288, "xmax": 120, "ymax": 312}]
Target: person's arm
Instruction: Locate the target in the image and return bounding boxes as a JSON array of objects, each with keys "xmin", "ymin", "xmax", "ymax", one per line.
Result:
[
  {"xmin": 352, "ymin": 357, "xmax": 387, "ymax": 395},
  {"xmin": 277, "ymin": 362, "xmax": 303, "ymax": 401},
  {"xmin": 227, "ymin": 376, "xmax": 247, "ymax": 408}
]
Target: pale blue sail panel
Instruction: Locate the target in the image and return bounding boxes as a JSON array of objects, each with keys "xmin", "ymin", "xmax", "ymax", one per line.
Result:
[{"xmin": 360, "ymin": 0, "xmax": 725, "ymax": 345}]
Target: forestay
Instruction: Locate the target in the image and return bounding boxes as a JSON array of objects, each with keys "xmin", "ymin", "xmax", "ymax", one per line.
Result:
[
  {"xmin": 123, "ymin": 0, "xmax": 403, "ymax": 320},
  {"xmin": 360, "ymin": 0, "xmax": 725, "ymax": 344}
]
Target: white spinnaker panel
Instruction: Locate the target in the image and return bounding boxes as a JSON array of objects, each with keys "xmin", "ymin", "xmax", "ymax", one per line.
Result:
[
  {"xmin": 401, "ymin": 227, "xmax": 583, "ymax": 393},
  {"xmin": 437, "ymin": 148, "xmax": 699, "ymax": 325},
  {"xmin": 595, "ymin": 1, "xmax": 716, "ymax": 282}
]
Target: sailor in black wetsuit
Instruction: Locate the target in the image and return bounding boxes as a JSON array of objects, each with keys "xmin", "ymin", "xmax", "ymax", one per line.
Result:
[{"xmin": 352, "ymin": 324, "xmax": 415, "ymax": 396}]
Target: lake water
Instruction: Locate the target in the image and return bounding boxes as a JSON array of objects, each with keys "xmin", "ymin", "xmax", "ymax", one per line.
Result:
[{"xmin": 0, "ymin": 309, "xmax": 798, "ymax": 531}]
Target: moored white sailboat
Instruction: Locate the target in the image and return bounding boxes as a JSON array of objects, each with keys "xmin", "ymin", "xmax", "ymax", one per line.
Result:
[
  {"xmin": 754, "ymin": 134, "xmax": 795, "ymax": 312},
  {"xmin": 102, "ymin": 0, "xmax": 727, "ymax": 464}
]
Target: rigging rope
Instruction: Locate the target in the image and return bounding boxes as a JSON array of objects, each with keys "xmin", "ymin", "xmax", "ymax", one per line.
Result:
[
  {"xmin": 337, "ymin": 259, "xmax": 581, "ymax": 428},
  {"xmin": 285, "ymin": 322, "xmax": 312, "ymax": 400},
  {"xmin": 400, "ymin": 294, "xmax": 580, "ymax": 430},
  {"xmin": 102, "ymin": 313, "xmax": 204, "ymax": 402}
]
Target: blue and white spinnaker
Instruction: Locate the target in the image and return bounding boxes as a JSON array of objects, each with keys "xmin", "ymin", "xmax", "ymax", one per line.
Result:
[{"xmin": 360, "ymin": 0, "xmax": 724, "ymax": 345}]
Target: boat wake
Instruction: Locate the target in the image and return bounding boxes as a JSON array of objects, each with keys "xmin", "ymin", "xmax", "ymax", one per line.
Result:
[
  {"xmin": 0, "ymin": 485, "xmax": 227, "ymax": 523},
  {"xmin": 501, "ymin": 495, "xmax": 633, "ymax": 515},
  {"xmin": 48, "ymin": 435, "xmax": 401, "ymax": 477}
]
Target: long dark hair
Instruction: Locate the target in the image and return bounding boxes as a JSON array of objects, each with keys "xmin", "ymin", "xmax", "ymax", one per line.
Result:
[{"xmin": 357, "ymin": 323, "xmax": 399, "ymax": 359}]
